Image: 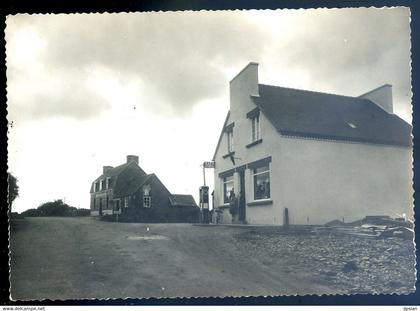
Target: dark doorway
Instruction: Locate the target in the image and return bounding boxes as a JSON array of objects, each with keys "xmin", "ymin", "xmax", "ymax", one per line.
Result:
[{"xmin": 238, "ymin": 170, "xmax": 246, "ymax": 222}]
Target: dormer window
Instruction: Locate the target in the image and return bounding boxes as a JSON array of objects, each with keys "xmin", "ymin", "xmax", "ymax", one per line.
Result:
[
  {"xmin": 99, "ymin": 179, "xmax": 105, "ymax": 191},
  {"xmin": 106, "ymin": 177, "xmax": 111, "ymax": 189},
  {"xmin": 251, "ymin": 114, "xmax": 261, "ymax": 142},
  {"xmin": 246, "ymin": 108, "xmax": 262, "ymax": 148},
  {"xmin": 224, "ymin": 123, "xmax": 235, "ymax": 154},
  {"xmin": 227, "ymin": 130, "xmax": 234, "ymax": 153}
]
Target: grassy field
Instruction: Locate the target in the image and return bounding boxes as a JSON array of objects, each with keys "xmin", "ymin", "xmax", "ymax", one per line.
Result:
[{"xmin": 9, "ymin": 217, "xmax": 416, "ymax": 300}]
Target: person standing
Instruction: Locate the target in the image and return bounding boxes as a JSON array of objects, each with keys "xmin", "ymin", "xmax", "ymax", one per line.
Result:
[{"xmin": 229, "ymin": 189, "xmax": 238, "ymax": 223}]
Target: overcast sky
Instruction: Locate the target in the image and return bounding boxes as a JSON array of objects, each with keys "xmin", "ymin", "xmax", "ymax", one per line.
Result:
[{"xmin": 6, "ymin": 8, "xmax": 411, "ymax": 213}]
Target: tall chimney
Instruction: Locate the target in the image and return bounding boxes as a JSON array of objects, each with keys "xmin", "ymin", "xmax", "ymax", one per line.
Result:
[
  {"xmin": 229, "ymin": 62, "xmax": 259, "ymax": 116},
  {"xmin": 358, "ymin": 84, "xmax": 393, "ymax": 114},
  {"xmin": 103, "ymin": 166, "xmax": 113, "ymax": 174},
  {"xmin": 126, "ymin": 155, "xmax": 139, "ymax": 164}
]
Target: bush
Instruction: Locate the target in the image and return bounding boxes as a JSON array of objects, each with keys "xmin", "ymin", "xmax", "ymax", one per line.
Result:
[
  {"xmin": 21, "ymin": 200, "xmax": 90, "ymax": 217},
  {"xmin": 10, "ymin": 212, "xmax": 24, "ymax": 219},
  {"xmin": 21, "ymin": 208, "xmax": 39, "ymax": 217}
]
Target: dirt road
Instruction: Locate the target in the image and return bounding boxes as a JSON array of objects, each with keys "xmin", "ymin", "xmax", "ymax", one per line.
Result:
[{"xmin": 10, "ymin": 217, "xmax": 338, "ymax": 300}]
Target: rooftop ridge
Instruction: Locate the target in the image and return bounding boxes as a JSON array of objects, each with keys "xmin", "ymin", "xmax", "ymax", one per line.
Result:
[
  {"xmin": 258, "ymin": 83, "xmax": 367, "ymax": 102},
  {"xmin": 93, "ymin": 162, "xmax": 129, "ymax": 180},
  {"xmin": 249, "ymin": 83, "xmax": 411, "ymax": 148}
]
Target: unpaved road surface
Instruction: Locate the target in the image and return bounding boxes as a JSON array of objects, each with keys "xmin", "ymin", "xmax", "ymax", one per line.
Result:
[{"xmin": 10, "ymin": 217, "xmax": 415, "ymax": 300}]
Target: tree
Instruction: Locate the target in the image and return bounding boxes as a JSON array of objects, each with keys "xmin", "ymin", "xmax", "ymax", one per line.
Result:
[
  {"xmin": 37, "ymin": 199, "xmax": 74, "ymax": 216},
  {"xmin": 20, "ymin": 208, "xmax": 38, "ymax": 217},
  {"xmin": 8, "ymin": 172, "xmax": 19, "ymax": 209}
]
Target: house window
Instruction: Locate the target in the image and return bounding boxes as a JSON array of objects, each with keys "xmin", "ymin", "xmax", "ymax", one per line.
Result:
[
  {"xmin": 115, "ymin": 200, "xmax": 120, "ymax": 211},
  {"xmin": 251, "ymin": 115, "xmax": 261, "ymax": 142},
  {"xmin": 227, "ymin": 130, "xmax": 234, "ymax": 153},
  {"xmin": 95, "ymin": 182, "xmax": 99, "ymax": 192},
  {"xmin": 143, "ymin": 196, "xmax": 151, "ymax": 208},
  {"xmin": 106, "ymin": 177, "xmax": 111, "ymax": 189},
  {"xmin": 253, "ymin": 164, "xmax": 270, "ymax": 200},
  {"xmin": 99, "ymin": 179, "xmax": 104, "ymax": 191},
  {"xmin": 223, "ymin": 175, "xmax": 234, "ymax": 203},
  {"xmin": 93, "ymin": 197, "xmax": 96, "ymax": 210},
  {"xmin": 124, "ymin": 197, "xmax": 129, "ymax": 208}
]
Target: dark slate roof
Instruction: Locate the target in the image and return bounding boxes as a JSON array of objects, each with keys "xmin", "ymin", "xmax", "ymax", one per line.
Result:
[
  {"xmin": 90, "ymin": 161, "xmax": 147, "ymax": 193},
  {"xmin": 251, "ymin": 84, "xmax": 412, "ymax": 147},
  {"xmin": 169, "ymin": 194, "xmax": 198, "ymax": 207},
  {"xmin": 113, "ymin": 174, "xmax": 153, "ymax": 198}
]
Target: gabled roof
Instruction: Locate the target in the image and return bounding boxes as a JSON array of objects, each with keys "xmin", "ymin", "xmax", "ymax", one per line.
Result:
[
  {"xmin": 169, "ymin": 194, "xmax": 198, "ymax": 207},
  {"xmin": 90, "ymin": 160, "xmax": 196, "ymax": 202},
  {"xmin": 90, "ymin": 161, "xmax": 147, "ymax": 193},
  {"xmin": 212, "ymin": 111, "xmax": 230, "ymax": 161},
  {"xmin": 121, "ymin": 172, "xmax": 172, "ymax": 198},
  {"xmin": 113, "ymin": 174, "xmax": 153, "ymax": 198},
  {"xmin": 251, "ymin": 84, "xmax": 411, "ymax": 147}
]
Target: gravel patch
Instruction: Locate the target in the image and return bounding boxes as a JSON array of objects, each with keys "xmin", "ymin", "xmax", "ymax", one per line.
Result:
[{"xmin": 233, "ymin": 228, "xmax": 416, "ymax": 295}]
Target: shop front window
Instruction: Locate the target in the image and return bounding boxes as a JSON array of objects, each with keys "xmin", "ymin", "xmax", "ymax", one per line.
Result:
[
  {"xmin": 223, "ymin": 175, "xmax": 234, "ymax": 203},
  {"xmin": 253, "ymin": 165, "xmax": 270, "ymax": 200}
]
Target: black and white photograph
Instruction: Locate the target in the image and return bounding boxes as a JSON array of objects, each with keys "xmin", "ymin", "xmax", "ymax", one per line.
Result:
[{"xmin": 6, "ymin": 7, "xmax": 415, "ymax": 301}]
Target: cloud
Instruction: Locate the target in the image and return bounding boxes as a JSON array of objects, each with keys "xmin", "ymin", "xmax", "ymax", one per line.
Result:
[
  {"xmin": 6, "ymin": 66, "xmax": 110, "ymax": 123},
  {"xmin": 6, "ymin": 12, "xmax": 266, "ymax": 121},
  {"xmin": 6, "ymin": 8, "xmax": 412, "ymax": 123},
  {"xmin": 263, "ymin": 8, "xmax": 411, "ymax": 118}
]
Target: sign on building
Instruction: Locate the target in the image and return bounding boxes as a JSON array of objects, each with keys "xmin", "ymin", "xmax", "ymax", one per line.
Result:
[{"xmin": 203, "ymin": 161, "xmax": 215, "ymax": 168}]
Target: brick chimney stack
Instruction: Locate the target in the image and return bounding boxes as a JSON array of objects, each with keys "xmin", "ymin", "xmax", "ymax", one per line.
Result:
[
  {"xmin": 127, "ymin": 155, "xmax": 139, "ymax": 165},
  {"xmin": 359, "ymin": 84, "xmax": 393, "ymax": 114},
  {"xmin": 103, "ymin": 166, "xmax": 113, "ymax": 174}
]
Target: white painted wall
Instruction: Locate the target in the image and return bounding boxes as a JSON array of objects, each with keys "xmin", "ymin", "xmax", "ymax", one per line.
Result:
[{"xmin": 275, "ymin": 136, "xmax": 413, "ymax": 225}]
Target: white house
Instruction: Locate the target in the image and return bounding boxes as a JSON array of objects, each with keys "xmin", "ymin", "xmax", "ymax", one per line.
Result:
[{"xmin": 212, "ymin": 62, "xmax": 413, "ymax": 225}]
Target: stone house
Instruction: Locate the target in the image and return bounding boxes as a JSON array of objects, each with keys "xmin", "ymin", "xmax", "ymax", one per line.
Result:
[
  {"xmin": 212, "ymin": 62, "xmax": 412, "ymax": 225},
  {"xmin": 90, "ymin": 155, "xmax": 199, "ymax": 222}
]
